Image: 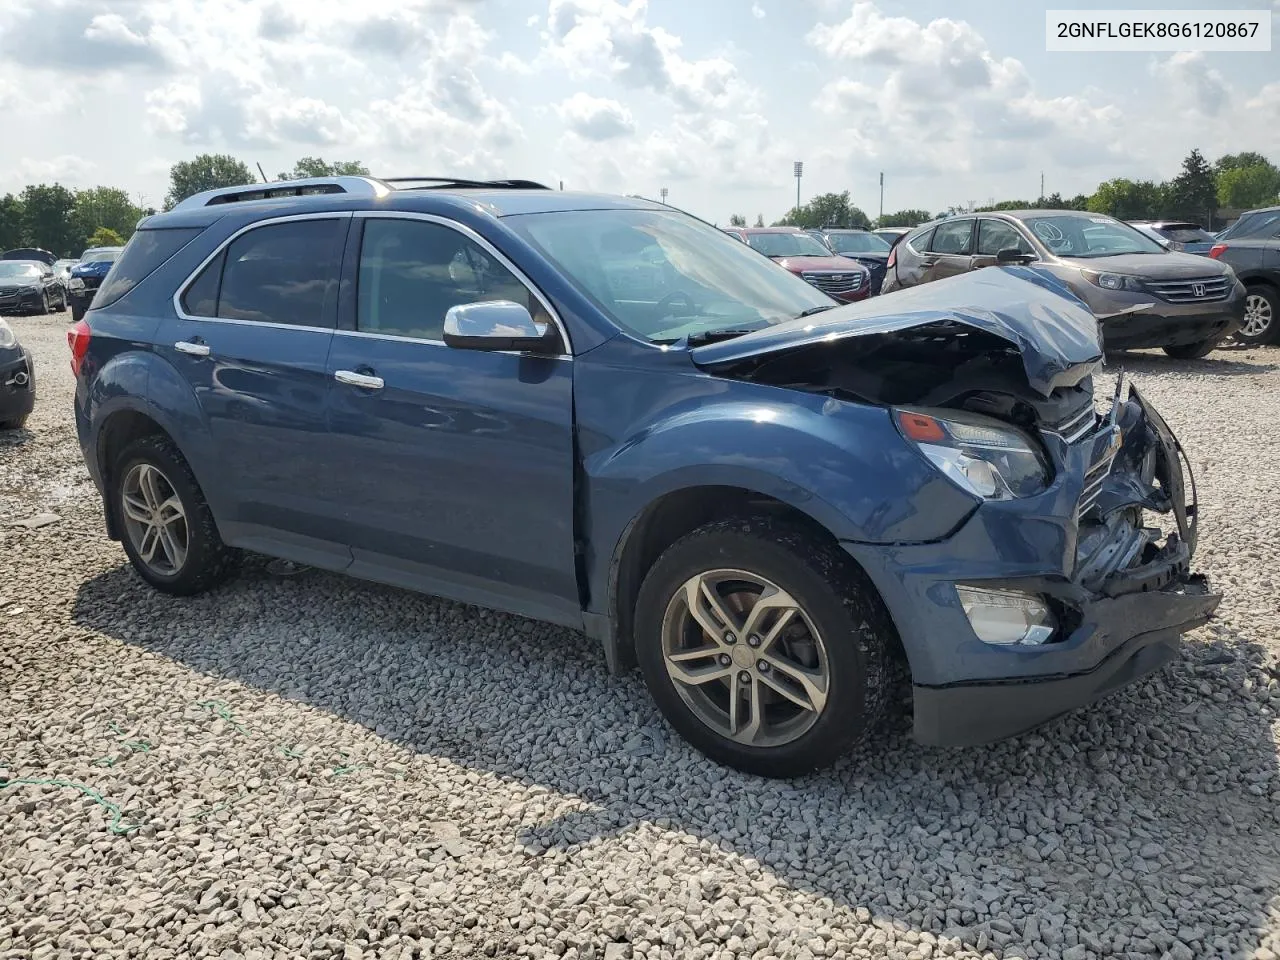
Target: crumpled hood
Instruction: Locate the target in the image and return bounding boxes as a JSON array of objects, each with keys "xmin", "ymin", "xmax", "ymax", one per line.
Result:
[
  {"xmin": 691, "ymin": 266, "xmax": 1104, "ymax": 397},
  {"xmin": 71, "ymin": 261, "xmax": 114, "ymax": 277}
]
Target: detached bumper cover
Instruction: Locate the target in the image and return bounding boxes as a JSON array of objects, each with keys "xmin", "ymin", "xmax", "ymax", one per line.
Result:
[
  {"xmin": 0, "ymin": 347, "xmax": 35, "ymax": 421},
  {"xmin": 1101, "ymin": 302, "xmax": 1243, "ymax": 349},
  {"xmin": 846, "ymin": 381, "xmax": 1222, "ymax": 747}
]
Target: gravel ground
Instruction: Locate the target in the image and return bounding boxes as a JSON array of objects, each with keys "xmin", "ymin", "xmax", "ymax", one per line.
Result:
[{"xmin": 2, "ymin": 312, "xmax": 1279, "ymax": 960}]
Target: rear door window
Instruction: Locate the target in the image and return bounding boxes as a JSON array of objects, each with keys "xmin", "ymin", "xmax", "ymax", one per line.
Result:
[
  {"xmin": 905, "ymin": 227, "xmax": 935, "ymax": 253},
  {"xmin": 184, "ymin": 218, "xmax": 346, "ymax": 328},
  {"xmin": 930, "ymin": 219, "xmax": 974, "ymax": 255},
  {"xmin": 93, "ymin": 228, "xmax": 202, "ymax": 309}
]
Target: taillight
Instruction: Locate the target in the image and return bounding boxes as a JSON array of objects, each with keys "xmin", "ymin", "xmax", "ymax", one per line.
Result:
[
  {"xmin": 886, "ymin": 246, "xmax": 897, "ymax": 269},
  {"xmin": 68, "ymin": 320, "xmax": 91, "ymax": 376},
  {"xmin": 1208, "ymin": 243, "xmax": 1227, "ymax": 259}
]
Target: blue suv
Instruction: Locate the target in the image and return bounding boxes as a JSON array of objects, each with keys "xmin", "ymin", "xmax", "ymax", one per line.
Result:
[{"xmin": 70, "ymin": 176, "xmax": 1220, "ymax": 776}]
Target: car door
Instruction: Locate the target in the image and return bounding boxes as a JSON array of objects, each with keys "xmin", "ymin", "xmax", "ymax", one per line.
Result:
[
  {"xmin": 924, "ymin": 218, "xmax": 976, "ymax": 282},
  {"xmin": 972, "ymin": 218, "xmax": 1036, "ymax": 268},
  {"xmin": 155, "ymin": 213, "xmax": 353, "ymax": 569},
  {"xmin": 322, "ymin": 212, "xmax": 580, "ymax": 627}
]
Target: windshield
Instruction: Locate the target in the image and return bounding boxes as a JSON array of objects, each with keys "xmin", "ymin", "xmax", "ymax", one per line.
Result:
[
  {"xmin": 826, "ymin": 231, "xmax": 891, "ymax": 254},
  {"xmin": 0, "ymin": 263, "xmax": 41, "ymax": 279},
  {"xmin": 744, "ymin": 232, "xmax": 832, "ymax": 258},
  {"xmin": 1022, "ymin": 215, "xmax": 1165, "ymax": 258},
  {"xmin": 80, "ymin": 248, "xmax": 122, "ymax": 264},
  {"xmin": 505, "ymin": 209, "xmax": 832, "ymax": 343}
]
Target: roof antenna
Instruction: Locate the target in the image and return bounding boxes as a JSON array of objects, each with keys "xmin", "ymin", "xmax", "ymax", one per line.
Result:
[{"xmin": 256, "ymin": 162, "xmax": 269, "ymax": 183}]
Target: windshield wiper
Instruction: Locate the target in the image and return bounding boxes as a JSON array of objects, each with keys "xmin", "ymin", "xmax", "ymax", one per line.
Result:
[
  {"xmin": 685, "ymin": 328, "xmax": 762, "ymax": 346},
  {"xmin": 795, "ymin": 305, "xmax": 836, "ymax": 319}
]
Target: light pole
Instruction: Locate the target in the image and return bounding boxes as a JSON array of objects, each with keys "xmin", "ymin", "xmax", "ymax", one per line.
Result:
[
  {"xmin": 879, "ymin": 171, "xmax": 884, "ymax": 223},
  {"xmin": 659, "ymin": 187, "xmax": 669, "ymax": 205},
  {"xmin": 793, "ymin": 161, "xmax": 803, "ymax": 213}
]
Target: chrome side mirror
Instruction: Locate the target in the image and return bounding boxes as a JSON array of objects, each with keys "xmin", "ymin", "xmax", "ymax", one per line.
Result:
[{"xmin": 442, "ymin": 300, "xmax": 559, "ymax": 353}]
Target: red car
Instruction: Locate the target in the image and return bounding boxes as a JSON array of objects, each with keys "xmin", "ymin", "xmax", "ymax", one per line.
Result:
[{"xmin": 722, "ymin": 227, "xmax": 871, "ymax": 303}]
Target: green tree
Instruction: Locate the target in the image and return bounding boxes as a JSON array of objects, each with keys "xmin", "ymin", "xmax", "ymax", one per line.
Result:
[
  {"xmin": 73, "ymin": 187, "xmax": 143, "ymax": 247},
  {"xmin": 1167, "ymin": 148, "xmax": 1216, "ymax": 225},
  {"xmin": 0, "ymin": 193, "xmax": 25, "ymax": 250},
  {"xmin": 774, "ymin": 191, "xmax": 871, "ymax": 230},
  {"xmin": 164, "ymin": 154, "xmax": 255, "ymax": 210},
  {"xmin": 278, "ymin": 157, "xmax": 371, "ymax": 180},
  {"xmin": 1067, "ymin": 193, "xmax": 1090, "ymax": 211},
  {"xmin": 19, "ymin": 184, "xmax": 81, "ymax": 257},
  {"xmin": 1213, "ymin": 151, "xmax": 1271, "ymax": 175},
  {"xmin": 876, "ymin": 209, "xmax": 931, "ymax": 228},
  {"xmin": 753, "ymin": 213, "xmax": 764, "ymax": 227},
  {"xmin": 1216, "ymin": 162, "xmax": 1280, "ymax": 209},
  {"xmin": 86, "ymin": 226, "xmax": 125, "ymax": 247},
  {"xmin": 1086, "ymin": 178, "xmax": 1168, "ymax": 220},
  {"xmin": 728, "ymin": 213, "xmax": 747, "ymax": 227}
]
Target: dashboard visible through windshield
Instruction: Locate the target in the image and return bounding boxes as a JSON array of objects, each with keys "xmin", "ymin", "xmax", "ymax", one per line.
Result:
[{"xmin": 506, "ymin": 209, "xmax": 832, "ymax": 344}]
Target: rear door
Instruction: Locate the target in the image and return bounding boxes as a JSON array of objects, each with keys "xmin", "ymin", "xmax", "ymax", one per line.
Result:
[
  {"xmin": 925, "ymin": 218, "xmax": 976, "ymax": 281},
  {"xmin": 320, "ymin": 212, "xmax": 580, "ymax": 626},
  {"xmin": 154, "ymin": 213, "xmax": 352, "ymax": 569}
]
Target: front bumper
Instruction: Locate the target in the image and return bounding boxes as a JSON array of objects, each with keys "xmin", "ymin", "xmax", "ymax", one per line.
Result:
[
  {"xmin": 1101, "ymin": 299, "xmax": 1244, "ymax": 349},
  {"xmin": 0, "ymin": 290, "xmax": 44, "ymax": 314},
  {"xmin": 844, "ymin": 382, "xmax": 1222, "ymax": 746},
  {"xmin": 0, "ymin": 347, "xmax": 36, "ymax": 421}
]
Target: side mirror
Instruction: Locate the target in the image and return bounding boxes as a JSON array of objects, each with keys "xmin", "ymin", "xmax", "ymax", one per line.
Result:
[
  {"xmin": 443, "ymin": 300, "xmax": 560, "ymax": 354},
  {"xmin": 996, "ymin": 247, "xmax": 1033, "ymax": 264}
]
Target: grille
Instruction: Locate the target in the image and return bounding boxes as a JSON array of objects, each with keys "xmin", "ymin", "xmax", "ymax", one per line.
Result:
[
  {"xmin": 1049, "ymin": 404, "xmax": 1097, "ymax": 444},
  {"xmin": 80, "ymin": 276, "xmax": 104, "ymax": 292},
  {"xmin": 1144, "ymin": 275, "xmax": 1231, "ymax": 303},
  {"xmin": 1076, "ymin": 432, "xmax": 1120, "ymax": 520},
  {"xmin": 801, "ymin": 271, "xmax": 864, "ymax": 295}
]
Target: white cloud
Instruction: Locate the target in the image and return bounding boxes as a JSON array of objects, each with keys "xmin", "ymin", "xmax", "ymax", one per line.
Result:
[
  {"xmin": 1150, "ymin": 52, "xmax": 1229, "ymax": 117},
  {"xmin": 557, "ymin": 93, "xmax": 636, "ymax": 140},
  {"xmin": 751, "ymin": 2, "xmax": 765, "ymax": 19}
]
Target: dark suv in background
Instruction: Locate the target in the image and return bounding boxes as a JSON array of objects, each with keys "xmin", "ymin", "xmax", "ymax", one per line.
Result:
[
  {"xmin": 1208, "ymin": 205, "xmax": 1280, "ymax": 345},
  {"xmin": 882, "ymin": 210, "xmax": 1244, "ymax": 358}
]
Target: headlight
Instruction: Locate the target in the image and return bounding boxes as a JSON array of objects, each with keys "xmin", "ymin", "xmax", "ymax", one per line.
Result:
[
  {"xmin": 69, "ymin": 277, "xmax": 85, "ymax": 289},
  {"xmin": 1082, "ymin": 269, "xmax": 1144, "ymax": 292},
  {"xmin": 895, "ymin": 407, "xmax": 1050, "ymax": 500},
  {"xmin": 19, "ymin": 285, "xmax": 39, "ymax": 295},
  {"xmin": 0, "ymin": 319, "xmax": 15, "ymax": 348}
]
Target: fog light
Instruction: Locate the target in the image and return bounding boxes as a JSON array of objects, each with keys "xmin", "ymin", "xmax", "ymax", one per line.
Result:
[{"xmin": 955, "ymin": 586, "xmax": 1056, "ymax": 646}]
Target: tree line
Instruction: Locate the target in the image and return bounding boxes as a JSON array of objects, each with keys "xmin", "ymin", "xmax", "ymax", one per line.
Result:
[
  {"xmin": 730, "ymin": 148, "xmax": 1280, "ymax": 232},
  {"xmin": 0, "ymin": 154, "xmax": 370, "ymax": 258}
]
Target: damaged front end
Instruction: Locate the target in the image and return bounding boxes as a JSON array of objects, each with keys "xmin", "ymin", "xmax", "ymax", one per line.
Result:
[{"xmin": 693, "ymin": 268, "xmax": 1222, "ymax": 745}]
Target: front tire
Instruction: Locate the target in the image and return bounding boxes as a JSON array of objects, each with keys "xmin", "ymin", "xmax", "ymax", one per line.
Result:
[
  {"xmin": 112, "ymin": 435, "xmax": 240, "ymax": 595},
  {"xmin": 1163, "ymin": 336, "xmax": 1223, "ymax": 359},
  {"xmin": 1237, "ymin": 287, "xmax": 1278, "ymax": 346},
  {"xmin": 0, "ymin": 414, "xmax": 28, "ymax": 431},
  {"xmin": 634, "ymin": 518, "xmax": 892, "ymax": 778}
]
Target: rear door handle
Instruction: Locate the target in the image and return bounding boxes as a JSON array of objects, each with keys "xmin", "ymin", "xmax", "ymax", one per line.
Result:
[
  {"xmin": 174, "ymin": 340, "xmax": 210, "ymax": 357},
  {"xmin": 334, "ymin": 369, "xmax": 384, "ymax": 390}
]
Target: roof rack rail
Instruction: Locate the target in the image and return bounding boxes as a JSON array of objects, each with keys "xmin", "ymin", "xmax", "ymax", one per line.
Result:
[
  {"xmin": 169, "ymin": 176, "xmax": 392, "ymax": 212},
  {"xmin": 382, "ymin": 177, "xmax": 551, "ymax": 191}
]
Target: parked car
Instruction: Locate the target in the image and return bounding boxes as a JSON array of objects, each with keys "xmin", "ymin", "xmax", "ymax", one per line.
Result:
[
  {"xmin": 67, "ymin": 246, "xmax": 124, "ymax": 322},
  {"xmin": 1, "ymin": 247, "xmax": 57, "ymax": 267},
  {"xmin": 70, "ymin": 176, "xmax": 1219, "ymax": 776},
  {"xmin": 0, "ymin": 318, "xmax": 35, "ymax": 430},
  {"xmin": 721, "ymin": 227, "xmax": 871, "ymax": 302},
  {"xmin": 0, "ymin": 260, "xmax": 68, "ymax": 315},
  {"xmin": 53, "ymin": 258, "xmax": 79, "ymax": 284},
  {"xmin": 1207, "ymin": 205, "xmax": 1280, "ymax": 345},
  {"xmin": 1128, "ymin": 220, "xmax": 1218, "ymax": 255},
  {"xmin": 810, "ymin": 228, "xmax": 892, "ymax": 295},
  {"xmin": 881, "ymin": 210, "xmax": 1244, "ymax": 358},
  {"xmin": 873, "ymin": 227, "xmax": 912, "ymax": 247}
]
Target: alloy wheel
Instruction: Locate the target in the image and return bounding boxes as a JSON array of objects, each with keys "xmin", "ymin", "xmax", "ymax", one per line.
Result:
[
  {"xmin": 660, "ymin": 568, "xmax": 830, "ymax": 748},
  {"xmin": 120, "ymin": 463, "xmax": 189, "ymax": 576},
  {"xmin": 1242, "ymin": 293, "xmax": 1273, "ymax": 340}
]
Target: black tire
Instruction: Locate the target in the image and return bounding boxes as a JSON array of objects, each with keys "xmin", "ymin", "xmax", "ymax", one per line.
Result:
[
  {"xmin": 1237, "ymin": 286, "xmax": 1279, "ymax": 346},
  {"xmin": 70, "ymin": 300, "xmax": 85, "ymax": 323},
  {"xmin": 634, "ymin": 518, "xmax": 892, "ymax": 778},
  {"xmin": 38, "ymin": 289, "xmax": 50, "ymax": 315},
  {"xmin": 54, "ymin": 289, "xmax": 67, "ymax": 313},
  {"xmin": 0, "ymin": 414, "xmax": 28, "ymax": 431},
  {"xmin": 112, "ymin": 434, "xmax": 240, "ymax": 595},
  {"xmin": 1163, "ymin": 336, "xmax": 1223, "ymax": 359}
]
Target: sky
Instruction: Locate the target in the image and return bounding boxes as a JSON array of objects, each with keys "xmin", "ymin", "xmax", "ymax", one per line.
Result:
[{"xmin": 1, "ymin": 0, "xmax": 1278, "ymax": 223}]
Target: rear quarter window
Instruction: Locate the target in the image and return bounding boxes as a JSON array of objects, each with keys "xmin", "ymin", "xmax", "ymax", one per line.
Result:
[{"xmin": 93, "ymin": 228, "xmax": 203, "ymax": 309}]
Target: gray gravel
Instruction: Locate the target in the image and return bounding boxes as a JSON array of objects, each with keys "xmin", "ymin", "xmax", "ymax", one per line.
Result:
[{"xmin": 3, "ymin": 312, "xmax": 1279, "ymax": 960}]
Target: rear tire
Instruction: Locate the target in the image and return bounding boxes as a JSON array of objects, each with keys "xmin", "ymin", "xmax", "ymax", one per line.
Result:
[
  {"xmin": 1236, "ymin": 286, "xmax": 1278, "ymax": 346},
  {"xmin": 1163, "ymin": 336, "xmax": 1223, "ymax": 359},
  {"xmin": 70, "ymin": 300, "xmax": 85, "ymax": 323},
  {"xmin": 634, "ymin": 517, "xmax": 892, "ymax": 778},
  {"xmin": 55, "ymin": 289, "xmax": 67, "ymax": 313},
  {"xmin": 112, "ymin": 435, "xmax": 240, "ymax": 596}
]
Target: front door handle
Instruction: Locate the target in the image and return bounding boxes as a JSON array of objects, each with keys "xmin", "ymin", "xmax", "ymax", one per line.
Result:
[
  {"xmin": 335, "ymin": 369, "xmax": 384, "ymax": 390},
  {"xmin": 175, "ymin": 340, "xmax": 210, "ymax": 357}
]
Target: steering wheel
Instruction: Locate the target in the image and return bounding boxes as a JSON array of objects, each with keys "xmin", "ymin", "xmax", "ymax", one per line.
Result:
[{"xmin": 655, "ymin": 290, "xmax": 697, "ymax": 318}]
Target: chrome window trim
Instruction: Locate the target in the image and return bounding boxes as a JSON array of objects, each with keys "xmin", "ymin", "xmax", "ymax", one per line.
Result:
[
  {"xmin": 350, "ymin": 210, "xmax": 573, "ymax": 356},
  {"xmin": 172, "ymin": 211, "xmax": 354, "ymax": 328},
  {"xmin": 331, "ymin": 327, "xmax": 569, "ymax": 362}
]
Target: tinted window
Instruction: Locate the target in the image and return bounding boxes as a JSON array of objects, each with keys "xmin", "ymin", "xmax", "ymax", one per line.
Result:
[
  {"xmin": 826, "ymin": 232, "xmax": 891, "ymax": 254},
  {"xmin": 977, "ymin": 220, "xmax": 1032, "ymax": 256},
  {"xmin": 216, "ymin": 219, "xmax": 345, "ymax": 327},
  {"xmin": 357, "ymin": 218, "xmax": 548, "ymax": 341},
  {"xmin": 1157, "ymin": 224, "xmax": 1216, "ymax": 244},
  {"xmin": 905, "ymin": 227, "xmax": 934, "ymax": 252},
  {"xmin": 1220, "ymin": 211, "xmax": 1280, "ymax": 239},
  {"xmin": 94, "ymin": 228, "xmax": 202, "ymax": 309},
  {"xmin": 181, "ymin": 250, "xmax": 225, "ymax": 317},
  {"xmin": 930, "ymin": 220, "xmax": 974, "ymax": 255}
]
